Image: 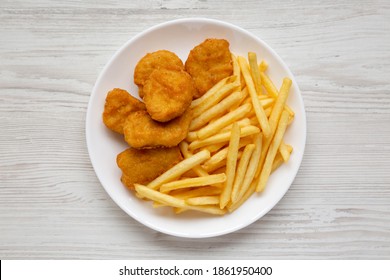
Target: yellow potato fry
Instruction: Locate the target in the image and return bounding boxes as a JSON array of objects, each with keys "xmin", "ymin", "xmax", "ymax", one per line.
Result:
[
  {"xmin": 272, "ymin": 144, "xmax": 293, "ymax": 173},
  {"xmin": 279, "ymin": 141, "xmax": 291, "ymax": 162},
  {"xmin": 192, "ymin": 83, "xmax": 239, "ymax": 118},
  {"xmin": 190, "ymin": 91, "xmax": 243, "ymax": 131},
  {"xmin": 228, "ymin": 178, "xmax": 256, "ymax": 212},
  {"xmin": 203, "ymin": 159, "xmax": 226, "ymax": 173},
  {"xmin": 231, "ymin": 143, "xmax": 255, "ymax": 202},
  {"xmin": 244, "ymin": 97, "xmax": 274, "ymax": 110},
  {"xmin": 235, "ymin": 133, "xmax": 262, "ymax": 202},
  {"xmin": 220, "ymin": 123, "xmax": 240, "ymax": 209},
  {"xmin": 220, "ymin": 118, "xmax": 251, "ymax": 133},
  {"xmin": 189, "ymin": 125, "xmax": 260, "ymax": 151},
  {"xmin": 203, "ymin": 136, "xmax": 253, "ymax": 169},
  {"xmin": 186, "ymin": 196, "xmax": 220, "ymax": 206},
  {"xmin": 175, "ymin": 205, "xmax": 227, "ymax": 215},
  {"xmin": 259, "ymin": 60, "xmax": 268, "ymax": 72},
  {"xmin": 135, "ymin": 184, "xmax": 187, "ymax": 208},
  {"xmin": 185, "ymin": 131, "xmax": 198, "ymax": 142},
  {"xmin": 285, "ymin": 104, "xmax": 295, "ymax": 117},
  {"xmin": 260, "ymin": 72, "xmax": 278, "ymax": 98},
  {"xmin": 160, "ymin": 173, "xmax": 226, "ymax": 193},
  {"xmin": 288, "ymin": 113, "xmax": 294, "ymax": 125},
  {"xmin": 179, "ymin": 141, "xmax": 209, "ymax": 177},
  {"xmin": 257, "ymin": 77, "xmax": 292, "ymax": 177},
  {"xmin": 248, "ymin": 52, "xmax": 262, "ymax": 95},
  {"xmin": 257, "ymin": 110, "xmax": 290, "ymax": 192},
  {"xmin": 238, "ymin": 56, "xmax": 271, "ymax": 138},
  {"xmin": 231, "ymin": 53, "xmax": 241, "ymax": 87},
  {"xmin": 190, "ymin": 75, "xmax": 234, "ymax": 108},
  {"xmin": 172, "ymin": 186, "xmax": 222, "ymax": 200},
  {"xmin": 196, "ymin": 103, "xmax": 252, "ymax": 140},
  {"xmin": 147, "ymin": 150, "xmax": 210, "ymax": 190},
  {"xmin": 203, "ymin": 142, "xmax": 227, "ymax": 154}
]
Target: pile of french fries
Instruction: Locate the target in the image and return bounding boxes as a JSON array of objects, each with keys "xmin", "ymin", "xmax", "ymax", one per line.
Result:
[{"xmin": 134, "ymin": 51, "xmax": 294, "ymax": 215}]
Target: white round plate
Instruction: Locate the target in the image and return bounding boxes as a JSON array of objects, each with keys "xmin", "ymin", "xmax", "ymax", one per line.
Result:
[{"xmin": 86, "ymin": 18, "xmax": 306, "ymax": 238}]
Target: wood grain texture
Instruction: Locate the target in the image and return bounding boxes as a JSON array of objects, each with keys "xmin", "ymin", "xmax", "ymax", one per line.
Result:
[{"xmin": 0, "ymin": 0, "xmax": 389, "ymax": 259}]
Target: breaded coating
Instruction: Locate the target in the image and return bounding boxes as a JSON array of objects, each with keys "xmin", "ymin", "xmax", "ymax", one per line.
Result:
[
  {"xmin": 134, "ymin": 50, "xmax": 184, "ymax": 98},
  {"xmin": 185, "ymin": 38, "xmax": 233, "ymax": 98},
  {"xmin": 117, "ymin": 147, "xmax": 183, "ymax": 190},
  {"xmin": 102, "ymin": 88, "xmax": 145, "ymax": 134},
  {"xmin": 143, "ymin": 69, "xmax": 196, "ymax": 122},
  {"xmin": 123, "ymin": 109, "xmax": 192, "ymax": 149}
]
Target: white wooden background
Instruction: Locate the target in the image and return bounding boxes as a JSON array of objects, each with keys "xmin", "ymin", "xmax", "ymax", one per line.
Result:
[{"xmin": 1, "ymin": 0, "xmax": 389, "ymax": 259}]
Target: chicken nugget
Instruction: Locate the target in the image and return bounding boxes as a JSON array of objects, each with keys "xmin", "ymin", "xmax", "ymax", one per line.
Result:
[
  {"xmin": 117, "ymin": 146, "xmax": 183, "ymax": 190},
  {"xmin": 102, "ymin": 88, "xmax": 145, "ymax": 134},
  {"xmin": 185, "ymin": 38, "xmax": 233, "ymax": 98},
  {"xmin": 143, "ymin": 69, "xmax": 196, "ymax": 122},
  {"xmin": 134, "ymin": 50, "xmax": 184, "ymax": 98},
  {"xmin": 123, "ymin": 109, "xmax": 192, "ymax": 149}
]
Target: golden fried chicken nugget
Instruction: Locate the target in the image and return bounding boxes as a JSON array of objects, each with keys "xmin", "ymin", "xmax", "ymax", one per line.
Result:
[
  {"xmin": 117, "ymin": 146, "xmax": 183, "ymax": 190},
  {"xmin": 123, "ymin": 109, "xmax": 192, "ymax": 149},
  {"xmin": 185, "ymin": 38, "xmax": 233, "ymax": 98},
  {"xmin": 134, "ymin": 50, "xmax": 184, "ymax": 98},
  {"xmin": 102, "ymin": 88, "xmax": 146, "ymax": 134},
  {"xmin": 143, "ymin": 69, "xmax": 196, "ymax": 122}
]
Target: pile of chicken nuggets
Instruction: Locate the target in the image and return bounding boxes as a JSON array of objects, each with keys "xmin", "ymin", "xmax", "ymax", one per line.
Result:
[{"xmin": 102, "ymin": 39, "xmax": 233, "ymax": 190}]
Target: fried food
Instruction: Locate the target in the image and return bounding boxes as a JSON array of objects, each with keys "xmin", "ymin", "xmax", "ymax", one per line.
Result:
[
  {"xmin": 102, "ymin": 88, "xmax": 145, "ymax": 134},
  {"xmin": 134, "ymin": 50, "xmax": 184, "ymax": 98},
  {"xmin": 185, "ymin": 38, "xmax": 233, "ymax": 98},
  {"xmin": 117, "ymin": 146, "xmax": 183, "ymax": 190},
  {"xmin": 123, "ymin": 108, "xmax": 192, "ymax": 148},
  {"xmin": 143, "ymin": 69, "xmax": 196, "ymax": 122}
]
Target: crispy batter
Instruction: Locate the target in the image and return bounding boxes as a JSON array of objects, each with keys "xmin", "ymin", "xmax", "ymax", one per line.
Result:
[
  {"xmin": 117, "ymin": 147, "xmax": 183, "ymax": 190},
  {"xmin": 123, "ymin": 109, "xmax": 192, "ymax": 148},
  {"xmin": 143, "ymin": 69, "xmax": 196, "ymax": 122},
  {"xmin": 102, "ymin": 88, "xmax": 145, "ymax": 134},
  {"xmin": 185, "ymin": 38, "xmax": 233, "ymax": 98},
  {"xmin": 134, "ymin": 50, "xmax": 184, "ymax": 98}
]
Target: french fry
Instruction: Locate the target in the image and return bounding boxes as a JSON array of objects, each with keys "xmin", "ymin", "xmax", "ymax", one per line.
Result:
[
  {"xmin": 188, "ymin": 125, "xmax": 260, "ymax": 151},
  {"xmin": 235, "ymin": 133, "xmax": 262, "ymax": 203},
  {"xmin": 203, "ymin": 136, "xmax": 253, "ymax": 169},
  {"xmin": 175, "ymin": 205, "xmax": 227, "ymax": 215},
  {"xmin": 238, "ymin": 56, "xmax": 271, "ymax": 138},
  {"xmin": 186, "ymin": 196, "xmax": 220, "ymax": 206},
  {"xmin": 260, "ymin": 72, "xmax": 278, "ymax": 98},
  {"xmin": 248, "ymin": 52, "xmax": 262, "ymax": 95},
  {"xmin": 220, "ymin": 118, "xmax": 251, "ymax": 133},
  {"xmin": 220, "ymin": 123, "xmax": 240, "ymax": 209},
  {"xmin": 147, "ymin": 150, "xmax": 210, "ymax": 190},
  {"xmin": 272, "ymin": 145, "xmax": 293, "ymax": 173},
  {"xmin": 190, "ymin": 76, "xmax": 234, "ymax": 108},
  {"xmin": 160, "ymin": 173, "xmax": 226, "ymax": 193},
  {"xmin": 231, "ymin": 144, "xmax": 255, "ymax": 202},
  {"xmin": 256, "ymin": 77, "xmax": 292, "ymax": 178},
  {"xmin": 228, "ymin": 178, "xmax": 256, "ymax": 212},
  {"xmin": 203, "ymin": 142, "xmax": 227, "ymax": 153},
  {"xmin": 135, "ymin": 184, "xmax": 187, "ymax": 208},
  {"xmin": 192, "ymin": 82, "xmax": 239, "ymax": 118},
  {"xmin": 189, "ymin": 91, "xmax": 243, "ymax": 131},
  {"xmin": 186, "ymin": 131, "xmax": 198, "ymax": 142},
  {"xmin": 257, "ymin": 110, "xmax": 290, "ymax": 192},
  {"xmin": 259, "ymin": 60, "xmax": 268, "ymax": 72},
  {"xmin": 279, "ymin": 141, "xmax": 291, "ymax": 162},
  {"xmin": 202, "ymin": 150, "xmax": 243, "ymax": 173},
  {"xmin": 196, "ymin": 103, "xmax": 252, "ymax": 140},
  {"xmin": 231, "ymin": 53, "xmax": 241, "ymax": 87},
  {"xmin": 179, "ymin": 141, "xmax": 209, "ymax": 177},
  {"xmin": 172, "ymin": 186, "xmax": 222, "ymax": 200}
]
